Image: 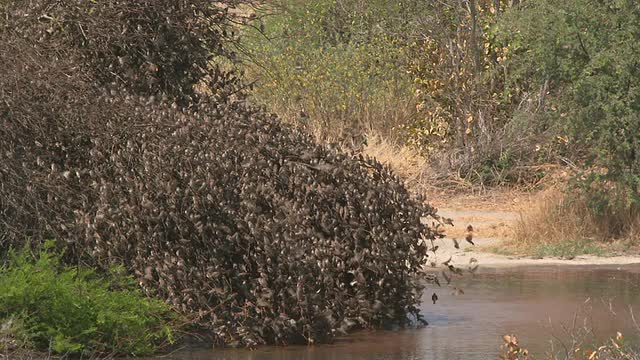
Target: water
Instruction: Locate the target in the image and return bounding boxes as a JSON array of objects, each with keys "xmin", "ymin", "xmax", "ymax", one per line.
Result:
[{"xmin": 153, "ymin": 265, "xmax": 640, "ymax": 360}]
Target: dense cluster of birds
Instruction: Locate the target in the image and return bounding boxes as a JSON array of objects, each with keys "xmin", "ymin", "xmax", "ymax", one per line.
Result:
[
  {"xmin": 1, "ymin": 89, "xmax": 446, "ymax": 346},
  {"xmin": 0, "ymin": 0, "xmax": 448, "ymax": 347}
]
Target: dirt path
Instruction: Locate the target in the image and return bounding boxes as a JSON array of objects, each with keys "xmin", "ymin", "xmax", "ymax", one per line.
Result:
[{"xmin": 426, "ymin": 190, "xmax": 640, "ymax": 268}]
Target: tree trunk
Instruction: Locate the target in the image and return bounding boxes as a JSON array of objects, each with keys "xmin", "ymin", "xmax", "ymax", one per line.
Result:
[{"xmin": 468, "ymin": 0, "xmax": 482, "ymax": 74}]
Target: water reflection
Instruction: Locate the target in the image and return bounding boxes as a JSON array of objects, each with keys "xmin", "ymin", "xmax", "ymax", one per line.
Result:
[{"xmin": 150, "ymin": 265, "xmax": 640, "ymax": 360}]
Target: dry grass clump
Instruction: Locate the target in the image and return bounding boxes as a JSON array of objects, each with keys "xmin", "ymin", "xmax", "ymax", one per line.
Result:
[
  {"xmin": 361, "ymin": 133, "xmax": 429, "ymax": 194},
  {"xmin": 507, "ymin": 187, "xmax": 640, "ymax": 256},
  {"xmin": 272, "ymin": 97, "xmax": 417, "ymax": 152}
]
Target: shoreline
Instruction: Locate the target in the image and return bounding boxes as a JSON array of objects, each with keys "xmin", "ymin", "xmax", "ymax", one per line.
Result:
[
  {"xmin": 427, "ymin": 196, "xmax": 640, "ymax": 269},
  {"xmin": 427, "ymin": 235, "xmax": 640, "ymax": 270},
  {"xmin": 435, "ymin": 250, "xmax": 640, "ymax": 269}
]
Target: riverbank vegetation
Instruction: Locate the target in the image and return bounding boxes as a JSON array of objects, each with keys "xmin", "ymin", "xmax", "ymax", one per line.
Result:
[
  {"xmin": 507, "ymin": 188, "xmax": 640, "ymax": 258},
  {"xmin": 501, "ymin": 332, "xmax": 639, "ymax": 360},
  {"xmin": 0, "ymin": 242, "xmax": 175, "ymax": 357},
  {"xmin": 241, "ymin": 0, "xmax": 640, "ymax": 254}
]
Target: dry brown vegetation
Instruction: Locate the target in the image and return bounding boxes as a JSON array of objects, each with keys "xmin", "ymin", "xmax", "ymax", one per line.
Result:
[
  {"xmin": 241, "ymin": 0, "xmax": 640, "ymax": 260},
  {"xmin": 500, "ymin": 332, "xmax": 640, "ymax": 360},
  {"xmin": 269, "ymin": 93, "xmax": 418, "ymax": 151},
  {"xmin": 501, "ymin": 306, "xmax": 640, "ymax": 360},
  {"xmin": 361, "ymin": 133, "xmax": 430, "ymax": 194},
  {"xmin": 506, "ymin": 187, "xmax": 640, "ymax": 257}
]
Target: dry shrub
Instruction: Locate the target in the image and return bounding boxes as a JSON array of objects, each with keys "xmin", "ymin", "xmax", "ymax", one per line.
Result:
[
  {"xmin": 240, "ymin": 1, "xmax": 418, "ymax": 150},
  {"xmin": 509, "ymin": 187, "xmax": 640, "ymax": 254},
  {"xmin": 500, "ymin": 334, "xmax": 531, "ymax": 360},
  {"xmin": 502, "ymin": 306, "xmax": 640, "ymax": 360},
  {"xmin": 500, "ymin": 332, "xmax": 640, "ymax": 360},
  {"xmin": 0, "ymin": 0, "xmax": 445, "ymax": 348},
  {"xmin": 2, "ymin": 89, "xmax": 442, "ymax": 346}
]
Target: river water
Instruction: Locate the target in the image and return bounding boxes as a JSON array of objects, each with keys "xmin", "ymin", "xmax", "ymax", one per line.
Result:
[{"xmin": 155, "ymin": 265, "xmax": 640, "ymax": 360}]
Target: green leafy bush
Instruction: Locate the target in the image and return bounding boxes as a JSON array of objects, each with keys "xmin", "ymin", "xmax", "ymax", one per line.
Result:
[
  {"xmin": 496, "ymin": 0, "xmax": 640, "ymax": 209},
  {"xmin": 0, "ymin": 242, "xmax": 175, "ymax": 356},
  {"xmin": 0, "ymin": 315, "xmax": 31, "ymax": 353}
]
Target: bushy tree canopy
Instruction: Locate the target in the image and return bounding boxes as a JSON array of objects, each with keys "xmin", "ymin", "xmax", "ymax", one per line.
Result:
[{"xmin": 496, "ymin": 0, "xmax": 640, "ymax": 209}]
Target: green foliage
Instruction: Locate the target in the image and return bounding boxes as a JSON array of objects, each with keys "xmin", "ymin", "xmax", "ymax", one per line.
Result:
[
  {"xmin": 400, "ymin": 0, "xmax": 561, "ymax": 187},
  {"xmin": 1, "ymin": 315, "xmax": 31, "ymax": 352},
  {"xmin": 242, "ymin": 0, "xmax": 418, "ymax": 143},
  {"xmin": 0, "ymin": 242, "xmax": 175, "ymax": 356},
  {"xmin": 496, "ymin": 0, "xmax": 640, "ymax": 209}
]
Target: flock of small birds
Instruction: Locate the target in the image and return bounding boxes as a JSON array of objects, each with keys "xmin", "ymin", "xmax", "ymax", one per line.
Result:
[
  {"xmin": 2, "ymin": 78, "xmax": 450, "ymax": 347},
  {"xmin": 426, "ymin": 223, "xmax": 478, "ymax": 305},
  {"xmin": 0, "ymin": 0, "xmax": 471, "ymax": 348},
  {"xmin": 452, "ymin": 224, "xmax": 475, "ymax": 249}
]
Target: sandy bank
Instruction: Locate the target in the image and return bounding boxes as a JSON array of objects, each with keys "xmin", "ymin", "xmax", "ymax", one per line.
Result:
[{"xmin": 424, "ymin": 193, "xmax": 640, "ymax": 269}]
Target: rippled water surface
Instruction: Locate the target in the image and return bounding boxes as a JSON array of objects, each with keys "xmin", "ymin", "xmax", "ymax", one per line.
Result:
[{"xmin": 154, "ymin": 265, "xmax": 640, "ymax": 360}]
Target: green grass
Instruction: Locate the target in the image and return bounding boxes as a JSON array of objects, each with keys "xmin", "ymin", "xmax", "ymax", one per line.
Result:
[
  {"xmin": 0, "ymin": 241, "xmax": 177, "ymax": 356},
  {"xmin": 531, "ymin": 239, "xmax": 605, "ymax": 259},
  {"xmin": 486, "ymin": 239, "xmax": 607, "ymax": 259}
]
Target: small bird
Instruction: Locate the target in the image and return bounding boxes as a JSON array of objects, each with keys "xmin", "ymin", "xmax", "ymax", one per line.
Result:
[
  {"xmin": 373, "ymin": 300, "xmax": 384, "ymax": 312},
  {"xmin": 425, "ymin": 273, "xmax": 440, "ymax": 286},
  {"xmin": 442, "ymin": 270, "xmax": 451, "ymax": 285},
  {"xmin": 336, "ymin": 318, "xmax": 357, "ymax": 335},
  {"xmin": 465, "ymin": 236, "xmax": 474, "ymax": 245},
  {"xmin": 465, "ymin": 225, "xmax": 475, "ymax": 245},
  {"xmin": 452, "ymin": 287, "xmax": 465, "ymax": 296},
  {"xmin": 432, "ymin": 292, "xmax": 438, "ymax": 304},
  {"xmin": 448, "ymin": 264, "xmax": 463, "ymax": 275},
  {"xmin": 442, "ymin": 256, "xmax": 452, "ymax": 266},
  {"xmin": 299, "ymin": 109, "xmax": 309, "ymax": 122},
  {"xmin": 468, "ymin": 263, "xmax": 479, "ymax": 274}
]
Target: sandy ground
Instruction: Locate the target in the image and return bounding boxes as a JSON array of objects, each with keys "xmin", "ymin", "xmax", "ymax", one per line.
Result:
[{"xmin": 425, "ymin": 190, "xmax": 640, "ymax": 269}]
